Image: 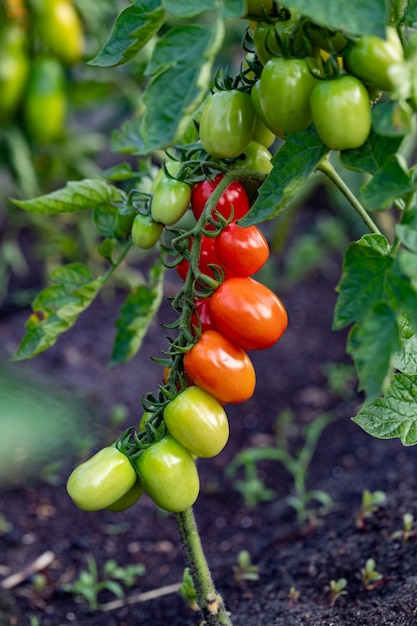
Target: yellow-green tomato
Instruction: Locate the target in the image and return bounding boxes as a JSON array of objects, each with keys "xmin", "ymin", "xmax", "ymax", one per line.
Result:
[
  {"xmin": 257, "ymin": 57, "xmax": 319, "ymax": 135},
  {"xmin": 163, "ymin": 386, "xmax": 229, "ymax": 458},
  {"xmin": 310, "ymin": 75, "xmax": 371, "ymax": 150},
  {"xmin": 67, "ymin": 447, "xmax": 137, "ymax": 511},
  {"xmin": 199, "ymin": 90, "xmax": 256, "ymax": 159},
  {"xmin": 24, "ymin": 55, "xmax": 67, "ymax": 144},
  {"xmin": 135, "ymin": 436, "xmax": 200, "ymax": 512},
  {"xmin": 0, "ymin": 27, "xmax": 30, "ymax": 121},
  {"xmin": 131, "ymin": 213, "xmax": 163, "ymax": 249},
  {"xmin": 231, "ymin": 140, "xmax": 272, "ymax": 175},
  {"xmin": 151, "ymin": 179, "xmax": 191, "ymax": 226},
  {"xmin": 34, "ymin": 0, "xmax": 84, "ymax": 65},
  {"xmin": 106, "ymin": 479, "xmax": 145, "ymax": 512},
  {"xmin": 345, "ymin": 27, "xmax": 403, "ymax": 92}
]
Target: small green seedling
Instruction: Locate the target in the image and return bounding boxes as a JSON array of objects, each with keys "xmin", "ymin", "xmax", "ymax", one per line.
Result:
[
  {"xmin": 392, "ymin": 512, "xmax": 416, "ymax": 541},
  {"xmin": 356, "ymin": 489, "xmax": 386, "ymax": 529},
  {"xmin": 226, "ymin": 412, "xmax": 333, "ymax": 522},
  {"xmin": 232, "ymin": 550, "xmax": 260, "ymax": 586},
  {"xmin": 62, "ymin": 555, "xmax": 145, "ymax": 610},
  {"xmin": 288, "ymin": 586, "xmax": 300, "ymax": 608},
  {"xmin": 361, "ymin": 558, "xmax": 383, "ymax": 591},
  {"xmin": 329, "ymin": 578, "xmax": 347, "ymax": 606},
  {"xmin": 179, "ymin": 567, "xmax": 199, "ymax": 611}
]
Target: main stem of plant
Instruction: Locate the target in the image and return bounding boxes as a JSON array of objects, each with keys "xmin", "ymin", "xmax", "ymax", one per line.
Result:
[{"xmin": 176, "ymin": 507, "xmax": 233, "ymax": 626}]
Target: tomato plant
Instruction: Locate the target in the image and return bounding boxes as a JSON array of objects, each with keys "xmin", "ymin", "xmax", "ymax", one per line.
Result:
[
  {"xmin": 163, "ymin": 386, "xmax": 229, "ymax": 458},
  {"xmin": 214, "ymin": 223, "xmax": 269, "ymax": 276},
  {"xmin": 209, "ymin": 276, "xmax": 288, "ymax": 350},
  {"xmin": 310, "ymin": 75, "xmax": 371, "ymax": 150},
  {"xmin": 199, "ymin": 90, "xmax": 256, "ymax": 159},
  {"xmin": 66, "ymin": 447, "xmax": 137, "ymax": 511},
  {"xmin": 183, "ymin": 329, "xmax": 256, "ymax": 404},
  {"xmin": 191, "ymin": 174, "xmax": 250, "ymax": 226},
  {"xmin": 176, "ymin": 234, "xmax": 234, "ymax": 282},
  {"xmin": 253, "ymin": 11, "xmax": 300, "ymax": 66},
  {"xmin": 135, "ymin": 436, "xmax": 200, "ymax": 512}
]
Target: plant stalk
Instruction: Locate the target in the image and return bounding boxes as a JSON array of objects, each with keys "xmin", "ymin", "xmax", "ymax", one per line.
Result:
[
  {"xmin": 176, "ymin": 508, "xmax": 233, "ymax": 626},
  {"xmin": 317, "ymin": 157, "xmax": 384, "ymax": 236}
]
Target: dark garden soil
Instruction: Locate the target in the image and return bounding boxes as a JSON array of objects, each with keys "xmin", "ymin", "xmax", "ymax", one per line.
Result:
[{"xmin": 1, "ymin": 208, "xmax": 417, "ymax": 626}]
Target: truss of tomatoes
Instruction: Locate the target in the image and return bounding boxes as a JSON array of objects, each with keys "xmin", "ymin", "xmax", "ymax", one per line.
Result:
[{"xmin": 67, "ymin": 176, "xmax": 288, "ymax": 515}]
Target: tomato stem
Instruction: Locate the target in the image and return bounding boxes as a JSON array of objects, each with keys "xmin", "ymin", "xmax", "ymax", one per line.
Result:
[
  {"xmin": 176, "ymin": 508, "xmax": 234, "ymax": 625},
  {"xmin": 317, "ymin": 157, "xmax": 384, "ymax": 236}
]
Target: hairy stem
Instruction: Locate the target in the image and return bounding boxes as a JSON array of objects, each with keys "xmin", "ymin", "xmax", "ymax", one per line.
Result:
[
  {"xmin": 317, "ymin": 157, "xmax": 384, "ymax": 236},
  {"xmin": 176, "ymin": 508, "xmax": 233, "ymax": 626}
]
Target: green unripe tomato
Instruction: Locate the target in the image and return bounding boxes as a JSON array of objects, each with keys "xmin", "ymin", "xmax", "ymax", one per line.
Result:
[
  {"xmin": 0, "ymin": 27, "xmax": 30, "ymax": 121},
  {"xmin": 306, "ymin": 24, "xmax": 348, "ymax": 54},
  {"xmin": 67, "ymin": 447, "xmax": 137, "ymax": 511},
  {"xmin": 163, "ymin": 386, "xmax": 229, "ymax": 458},
  {"xmin": 231, "ymin": 140, "xmax": 272, "ymax": 175},
  {"xmin": 345, "ymin": 26, "xmax": 403, "ymax": 92},
  {"xmin": 135, "ymin": 436, "xmax": 199, "ymax": 512},
  {"xmin": 310, "ymin": 75, "xmax": 371, "ymax": 151},
  {"xmin": 24, "ymin": 55, "xmax": 67, "ymax": 144},
  {"xmin": 257, "ymin": 57, "xmax": 319, "ymax": 134},
  {"xmin": 151, "ymin": 179, "xmax": 191, "ymax": 226},
  {"xmin": 106, "ymin": 479, "xmax": 145, "ymax": 512},
  {"xmin": 253, "ymin": 115, "xmax": 276, "ymax": 147},
  {"xmin": 131, "ymin": 214, "xmax": 163, "ymax": 249},
  {"xmin": 34, "ymin": 0, "xmax": 84, "ymax": 65},
  {"xmin": 199, "ymin": 90, "xmax": 256, "ymax": 159}
]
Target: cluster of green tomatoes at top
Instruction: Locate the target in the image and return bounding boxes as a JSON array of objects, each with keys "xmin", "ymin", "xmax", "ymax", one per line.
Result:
[
  {"xmin": 0, "ymin": 0, "xmax": 84, "ymax": 143},
  {"xmin": 232, "ymin": 1, "xmax": 405, "ymax": 152},
  {"xmin": 67, "ymin": 169, "xmax": 289, "ymax": 514}
]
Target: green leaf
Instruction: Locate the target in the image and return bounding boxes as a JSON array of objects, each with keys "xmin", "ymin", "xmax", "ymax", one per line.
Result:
[
  {"xmin": 353, "ymin": 374, "xmax": 417, "ymax": 445},
  {"xmin": 139, "ymin": 22, "xmax": 224, "ymax": 152},
  {"xmin": 360, "ymin": 155, "xmax": 417, "ymax": 211},
  {"xmin": 12, "ymin": 179, "xmax": 123, "ymax": 215},
  {"xmin": 397, "ymin": 249, "xmax": 417, "ymax": 279},
  {"xmin": 394, "ymin": 334, "xmax": 417, "ymax": 374},
  {"xmin": 340, "ymin": 130, "xmax": 403, "ymax": 175},
  {"xmin": 89, "ymin": 1, "xmax": 166, "ymax": 67},
  {"xmin": 13, "ymin": 263, "xmax": 103, "ymax": 360},
  {"xmin": 239, "ymin": 126, "xmax": 328, "ymax": 226},
  {"xmin": 405, "ymin": 0, "xmax": 417, "ymax": 23},
  {"xmin": 372, "ymin": 101, "xmax": 413, "ymax": 137},
  {"xmin": 333, "ymin": 234, "xmax": 391, "ymax": 330},
  {"xmin": 395, "ymin": 205, "xmax": 417, "ymax": 253},
  {"xmin": 347, "ymin": 302, "xmax": 399, "ymax": 399},
  {"xmin": 284, "ymin": 0, "xmax": 387, "ymax": 37},
  {"xmin": 110, "ymin": 262, "xmax": 165, "ymax": 365},
  {"xmin": 101, "ymin": 162, "xmax": 135, "ymax": 181},
  {"xmin": 162, "ymin": 0, "xmax": 244, "ymax": 17},
  {"xmin": 93, "ymin": 205, "xmax": 117, "ymax": 238}
]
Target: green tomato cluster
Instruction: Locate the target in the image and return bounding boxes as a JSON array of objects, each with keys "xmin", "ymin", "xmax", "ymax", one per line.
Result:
[
  {"xmin": 0, "ymin": 0, "xmax": 84, "ymax": 141},
  {"xmin": 218, "ymin": 2, "xmax": 406, "ymax": 153},
  {"xmin": 66, "ymin": 386, "xmax": 229, "ymax": 514}
]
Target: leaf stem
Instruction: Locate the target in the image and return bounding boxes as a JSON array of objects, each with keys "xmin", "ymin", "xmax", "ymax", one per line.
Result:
[
  {"xmin": 317, "ymin": 157, "xmax": 384, "ymax": 236},
  {"xmin": 176, "ymin": 508, "xmax": 233, "ymax": 626}
]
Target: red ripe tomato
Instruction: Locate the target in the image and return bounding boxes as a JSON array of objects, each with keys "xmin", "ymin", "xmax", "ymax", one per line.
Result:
[
  {"xmin": 191, "ymin": 297, "xmax": 214, "ymax": 333},
  {"xmin": 214, "ymin": 223, "xmax": 269, "ymax": 276},
  {"xmin": 183, "ymin": 330, "xmax": 256, "ymax": 404},
  {"xmin": 176, "ymin": 235, "xmax": 234, "ymax": 282},
  {"xmin": 209, "ymin": 277, "xmax": 288, "ymax": 350},
  {"xmin": 191, "ymin": 174, "xmax": 250, "ymax": 228}
]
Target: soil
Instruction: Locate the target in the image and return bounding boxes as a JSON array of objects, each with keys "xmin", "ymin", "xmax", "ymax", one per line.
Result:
[{"xmin": 1, "ymin": 206, "xmax": 417, "ymax": 626}]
